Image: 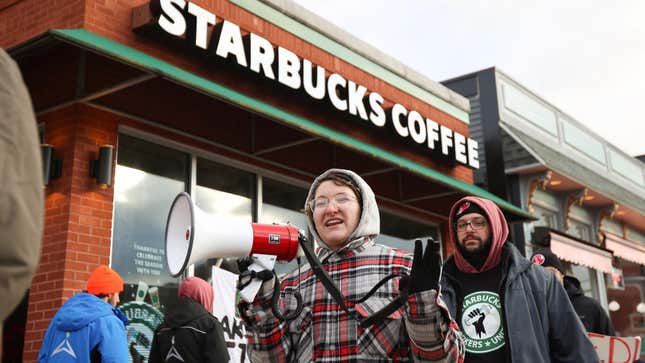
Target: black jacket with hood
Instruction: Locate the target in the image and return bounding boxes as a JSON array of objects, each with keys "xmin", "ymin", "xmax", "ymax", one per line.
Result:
[
  {"xmin": 440, "ymin": 196, "xmax": 599, "ymax": 363},
  {"xmin": 149, "ymin": 298, "xmax": 229, "ymax": 363},
  {"xmin": 564, "ymin": 275, "xmax": 615, "ymax": 336}
]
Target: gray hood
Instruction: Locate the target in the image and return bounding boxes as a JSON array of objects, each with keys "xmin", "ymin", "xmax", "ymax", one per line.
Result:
[{"xmin": 304, "ymin": 169, "xmax": 380, "ymax": 250}]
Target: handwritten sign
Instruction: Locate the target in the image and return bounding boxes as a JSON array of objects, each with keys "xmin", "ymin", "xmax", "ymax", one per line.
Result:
[
  {"xmin": 211, "ymin": 266, "xmax": 251, "ymax": 363},
  {"xmin": 588, "ymin": 332, "xmax": 642, "ymax": 363}
]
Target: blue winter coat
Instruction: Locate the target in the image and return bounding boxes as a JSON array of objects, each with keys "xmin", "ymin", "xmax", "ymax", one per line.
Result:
[
  {"xmin": 440, "ymin": 243, "xmax": 599, "ymax": 363},
  {"xmin": 38, "ymin": 293, "xmax": 129, "ymax": 362}
]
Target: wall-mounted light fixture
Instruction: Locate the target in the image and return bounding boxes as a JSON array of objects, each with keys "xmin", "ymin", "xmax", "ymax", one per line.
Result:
[
  {"xmin": 89, "ymin": 145, "xmax": 114, "ymax": 189},
  {"xmin": 608, "ymin": 300, "xmax": 621, "ymax": 312},
  {"xmin": 41, "ymin": 144, "xmax": 62, "ymax": 186},
  {"xmin": 636, "ymin": 302, "xmax": 645, "ymax": 314}
]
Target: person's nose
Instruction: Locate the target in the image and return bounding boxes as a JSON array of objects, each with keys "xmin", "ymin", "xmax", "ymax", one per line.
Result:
[{"xmin": 324, "ymin": 199, "xmax": 341, "ymax": 213}]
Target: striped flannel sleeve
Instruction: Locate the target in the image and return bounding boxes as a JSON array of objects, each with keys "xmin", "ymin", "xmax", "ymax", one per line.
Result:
[
  {"xmin": 239, "ymin": 287, "xmax": 293, "ymax": 363},
  {"xmin": 404, "ymin": 289, "xmax": 465, "ymax": 363}
]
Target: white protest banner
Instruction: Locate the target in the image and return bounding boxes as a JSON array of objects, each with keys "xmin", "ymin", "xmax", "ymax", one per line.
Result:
[
  {"xmin": 212, "ymin": 266, "xmax": 251, "ymax": 363},
  {"xmin": 588, "ymin": 332, "xmax": 642, "ymax": 363}
]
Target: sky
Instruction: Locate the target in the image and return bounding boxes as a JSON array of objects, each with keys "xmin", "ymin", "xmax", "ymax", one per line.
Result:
[{"xmin": 291, "ymin": 0, "xmax": 645, "ymax": 157}]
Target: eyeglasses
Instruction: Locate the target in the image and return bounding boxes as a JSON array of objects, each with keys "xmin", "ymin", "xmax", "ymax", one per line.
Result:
[
  {"xmin": 455, "ymin": 218, "xmax": 487, "ymax": 232},
  {"xmin": 308, "ymin": 194, "xmax": 357, "ymax": 213}
]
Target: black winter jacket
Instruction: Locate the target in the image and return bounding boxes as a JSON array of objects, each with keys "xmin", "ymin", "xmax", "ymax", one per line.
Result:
[
  {"xmin": 149, "ymin": 298, "xmax": 229, "ymax": 363},
  {"xmin": 564, "ymin": 275, "xmax": 616, "ymax": 336}
]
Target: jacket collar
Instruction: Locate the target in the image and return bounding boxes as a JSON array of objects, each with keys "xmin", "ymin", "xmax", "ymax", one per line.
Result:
[{"xmin": 501, "ymin": 243, "xmax": 532, "ymax": 283}]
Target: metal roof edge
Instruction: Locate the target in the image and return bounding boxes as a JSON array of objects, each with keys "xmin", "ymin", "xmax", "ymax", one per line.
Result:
[
  {"xmin": 499, "ymin": 123, "xmax": 547, "ymax": 167},
  {"xmin": 501, "ymin": 122, "xmax": 645, "ymax": 214},
  {"xmin": 494, "ymin": 68, "xmax": 644, "ymax": 167}
]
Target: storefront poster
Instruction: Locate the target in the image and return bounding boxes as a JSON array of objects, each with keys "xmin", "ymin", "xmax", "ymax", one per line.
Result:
[
  {"xmin": 212, "ymin": 266, "xmax": 251, "ymax": 363},
  {"xmin": 120, "ymin": 300, "xmax": 164, "ymax": 363},
  {"xmin": 606, "ymin": 267, "xmax": 625, "ymax": 290}
]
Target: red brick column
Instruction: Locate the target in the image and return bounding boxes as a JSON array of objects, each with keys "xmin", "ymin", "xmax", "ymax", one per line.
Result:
[
  {"xmin": 23, "ymin": 104, "xmax": 118, "ymax": 361},
  {"xmin": 0, "ymin": 0, "xmax": 84, "ymax": 49}
]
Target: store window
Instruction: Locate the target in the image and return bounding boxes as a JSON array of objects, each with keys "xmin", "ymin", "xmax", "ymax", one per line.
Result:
[
  {"xmin": 570, "ymin": 263, "xmax": 600, "ymax": 300},
  {"xmin": 628, "ymin": 227, "xmax": 645, "ymax": 244},
  {"xmin": 562, "ymin": 118, "xmax": 606, "ymax": 165},
  {"xmin": 533, "ymin": 204, "xmax": 557, "ymax": 229},
  {"xmin": 602, "ymin": 219, "xmax": 623, "ymax": 237},
  {"xmin": 568, "ymin": 218, "xmax": 592, "ymax": 243},
  {"xmin": 193, "ymin": 158, "xmax": 255, "ymax": 281},
  {"xmin": 500, "ymin": 81, "xmax": 558, "ymax": 136},
  {"xmin": 378, "ymin": 211, "xmax": 440, "ymax": 254},
  {"xmin": 110, "ymin": 133, "xmax": 444, "ymax": 361},
  {"xmin": 260, "ymin": 177, "xmax": 308, "ymax": 275},
  {"xmin": 112, "ymin": 134, "xmax": 188, "ymax": 361},
  {"xmin": 609, "ymin": 147, "xmax": 645, "ymax": 187}
]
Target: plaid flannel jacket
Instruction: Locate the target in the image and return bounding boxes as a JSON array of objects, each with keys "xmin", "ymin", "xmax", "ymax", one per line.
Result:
[{"xmin": 241, "ymin": 237, "xmax": 464, "ymax": 362}]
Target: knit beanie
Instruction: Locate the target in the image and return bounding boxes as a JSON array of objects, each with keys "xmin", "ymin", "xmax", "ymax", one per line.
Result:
[
  {"xmin": 86, "ymin": 265, "xmax": 124, "ymax": 295},
  {"xmin": 530, "ymin": 249, "xmax": 565, "ymax": 274},
  {"xmin": 453, "ymin": 200, "xmax": 488, "ymax": 222}
]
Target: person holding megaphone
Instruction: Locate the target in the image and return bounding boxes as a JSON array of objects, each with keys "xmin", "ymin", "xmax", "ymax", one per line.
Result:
[{"xmin": 239, "ymin": 169, "xmax": 465, "ymax": 362}]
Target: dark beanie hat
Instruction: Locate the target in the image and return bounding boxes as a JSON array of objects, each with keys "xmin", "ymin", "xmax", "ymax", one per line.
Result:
[
  {"xmin": 530, "ymin": 249, "xmax": 565, "ymax": 274},
  {"xmin": 453, "ymin": 201, "xmax": 487, "ymax": 221}
]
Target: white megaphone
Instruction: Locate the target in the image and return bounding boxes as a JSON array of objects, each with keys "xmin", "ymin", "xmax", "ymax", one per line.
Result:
[{"xmin": 165, "ymin": 192, "xmax": 302, "ymax": 302}]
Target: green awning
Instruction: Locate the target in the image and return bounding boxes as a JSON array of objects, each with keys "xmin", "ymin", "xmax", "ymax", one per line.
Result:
[{"xmin": 45, "ymin": 28, "xmax": 534, "ymax": 221}]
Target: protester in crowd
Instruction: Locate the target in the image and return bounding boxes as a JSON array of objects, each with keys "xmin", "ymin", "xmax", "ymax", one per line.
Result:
[
  {"xmin": 440, "ymin": 196, "xmax": 598, "ymax": 362},
  {"xmin": 531, "ymin": 248, "xmax": 616, "ymax": 336},
  {"xmin": 240, "ymin": 168, "xmax": 464, "ymax": 362},
  {"xmin": 149, "ymin": 276, "xmax": 229, "ymax": 363},
  {"xmin": 0, "ymin": 48, "xmax": 44, "ymax": 355},
  {"xmin": 38, "ymin": 265, "xmax": 129, "ymax": 362}
]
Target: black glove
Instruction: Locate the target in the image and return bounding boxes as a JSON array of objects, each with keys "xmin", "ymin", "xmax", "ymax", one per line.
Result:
[
  {"xmin": 404, "ymin": 238, "xmax": 442, "ymax": 294},
  {"xmin": 236, "ymin": 256, "xmax": 252, "ymax": 273}
]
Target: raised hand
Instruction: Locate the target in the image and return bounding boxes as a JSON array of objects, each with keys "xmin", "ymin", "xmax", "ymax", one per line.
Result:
[{"xmin": 406, "ymin": 238, "xmax": 442, "ymax": 294}]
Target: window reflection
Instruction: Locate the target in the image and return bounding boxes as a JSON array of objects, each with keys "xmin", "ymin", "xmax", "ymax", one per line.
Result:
[
  {"xmin": 533, "ymin": 204, "xmax": 557, "ymax": 229},
  {"xmin": 113, "ymin": 166, "xmax": 185, "ymax": 286},
  {"xmin": 195, "ymin": 186, "xmax": 252, "ymax": 224},
  {"xmin": 501, "ymin": 82, "xmax": 558, "ymax": 135},
  {"xmin": 112, "ymin": 134, "xmax": 188, "ymax": 363},
  {"xmin": 113, "ymin": 134, "xmax": 187, "ymax": 289},
  {"xmin": 568, "ymin": 219, "xmax": 592, "ymax": 243},
  {"xmin": 562, "ymin": 119, "xmax": 606, "ymax": 164}
]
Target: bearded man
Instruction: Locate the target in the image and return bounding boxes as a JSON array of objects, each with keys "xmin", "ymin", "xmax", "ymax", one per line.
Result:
[{"xmin": 439, "ymin": 196, "xmax": 598, "ymax": 363}]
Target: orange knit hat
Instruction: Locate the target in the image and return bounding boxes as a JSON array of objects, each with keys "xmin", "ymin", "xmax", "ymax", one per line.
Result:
[{"xmin": 86, "ymin": 265, "xmax": 124, "ymax": 295}]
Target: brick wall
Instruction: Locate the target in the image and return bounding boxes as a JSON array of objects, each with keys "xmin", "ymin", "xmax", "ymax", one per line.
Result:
[
  {"xmin": 0, "ymin": 0, "xmax": 85, "ymax": 48},
  {"xmin": 23, "ymin": 104, "xmax": 118, "ymax": 361}
]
